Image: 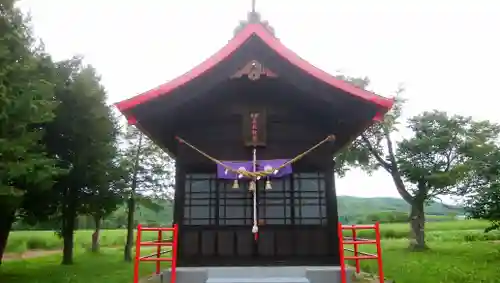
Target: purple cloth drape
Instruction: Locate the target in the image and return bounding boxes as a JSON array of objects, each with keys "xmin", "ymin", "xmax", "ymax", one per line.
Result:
[
  {"xmin": 216, "ymin": 161, "xmax": 253, "ymax": 179},
  {"xmin": 258, "ymin": 159, "xmax": 292, "ymax": 178},
  {"xmin": 216, "ymin": 160, "xmax": 293, "ymax": 179}
]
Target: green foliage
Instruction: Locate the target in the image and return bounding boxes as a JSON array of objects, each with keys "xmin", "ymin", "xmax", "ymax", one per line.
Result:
[
  {"xmin": 0, "ymin": 0, "xmax": 63, "ymax": 264},
  {"xmin": 47, "ymin": 57, "xmax": 120, "ymax": 205},
  {"xmin": 120, "ymin": 126, "xmax": 175, "ymax": 198},
  {"xmin": 463, "ymin": 143, "xmax": 500, "ymax": 232},
  {"xmin": 0, "ymin": 0, "xmax": 60, "ymax": 199},
  {"xmin": 94, "ymin": 199, "xmax": 172, "ymax": 229},
  {"xmin": 334, "ymin": 77, "xmax": 412, "ymax": 203},
  {"xmin": 18, "ymin": 57, "xmax": 124, "ymax": 263},
  {"xmin": 335, "ymin": 74, "xmax": 500, "ymax": 250},
  {"xmin": 397, "ymin": 111, "xmax": 500, "ymax": 199},
  {"xmin": 118, "ymin": 128, "xmax": 174, "ymax": 260}
]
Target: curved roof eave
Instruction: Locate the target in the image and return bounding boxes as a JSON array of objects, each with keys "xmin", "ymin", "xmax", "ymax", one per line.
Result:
[{"xmin": 115, "ymin": 23, "xmax": 395, "ymax": 120}]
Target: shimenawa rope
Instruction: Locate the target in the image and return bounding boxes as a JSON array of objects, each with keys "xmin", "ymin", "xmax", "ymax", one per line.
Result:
[{"xmin": 175, "ymin": 134, "xmax": 335, "ymax": 178}]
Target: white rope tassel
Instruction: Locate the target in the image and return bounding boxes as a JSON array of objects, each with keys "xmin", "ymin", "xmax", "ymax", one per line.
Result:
[
  {"xmin": 252, "ymin": 148, "xmax": 258, "ymax": 237},
  {"xmin": 252, "ymin": 190, "xmax": 258, "ymax": 234}
]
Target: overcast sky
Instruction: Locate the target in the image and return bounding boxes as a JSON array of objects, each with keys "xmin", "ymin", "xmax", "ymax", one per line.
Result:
[{"xmin": 18, "ymin": 0, "xmax": 500, "ymax": 200}]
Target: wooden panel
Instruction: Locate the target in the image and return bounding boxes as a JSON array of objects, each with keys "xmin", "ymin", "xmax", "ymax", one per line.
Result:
[
  {"xmin": 257, "ymin": 230, "xmax": 274, "ymax": 256},
  {"xmin": 275, "ymin": 230, "xmax": 293, "ymax": 256},
  {"xmin": 295, "ymin": 229, "xmax": 310, "ymax": 256},
  {"xmin": 311, "ymin": 229, "xmax": 328, "ymax": 256},
  {"xmin": 217, "ymin": 231, "xmax": 235, "ymax": 256},
  {"xmin": 182, "ymin": 230, "xmax": 199, "ymax": 257},
  {"xmin": 177, "ymin": 225, "xmax": 338, "ymax": 266},
  {"xmin": 236, "ymin": 230, "xmax": 253, "ymax": 256},
  {"xmin": 201, "ymin": 230, "xmax": 216, "ymax": 256},
  {"xmin": 178, "ymin": 120, "xmax": 330, "ymax": 144}
]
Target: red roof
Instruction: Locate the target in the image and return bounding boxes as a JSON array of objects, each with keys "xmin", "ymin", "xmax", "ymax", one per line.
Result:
[{"xmin": 115, "ymin": 24, "xmax": 394, "ymax": 119}]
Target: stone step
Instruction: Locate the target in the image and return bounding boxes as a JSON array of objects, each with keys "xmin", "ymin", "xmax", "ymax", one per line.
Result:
[
  {"xmin": 206, "ymin": 277, "xmax": 310, "ymax": 283},
  {"xmin": 206, "ymin": 267, "xmax": 306, "ymax": 278},
  {"xmin": 161, "ymin": 266, "xmax": 350, "ymax": 283}
]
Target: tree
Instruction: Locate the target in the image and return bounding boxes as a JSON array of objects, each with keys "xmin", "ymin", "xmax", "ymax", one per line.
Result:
[
  {"xmin": 336, "ymin": 75, "xmax": 499, "ymax": 250},
  {"xmin": 395, "ymin": 112, "xmax": 499, "ymax": 248},
  {"xmin": 464, "ymin": 143, "xmax": 500, "ymax": 232},
  {"xmin": 0, "ymin": 0, "xmax": 61, "ymax": 264},
  {"xmin": 335, "ymin": 77, "xmax": 410, "ymax": 209},
  {"xmin": 44, "ymin": 58, "xmax": 120, "ymax": 264},
  {"xmin": 121, "ymin": 126, "xmax": 175, "ymax": 262},
  {"xmin": 77, "ymin": 110, "xmax": 125, "ymax": 253},
  {"xmin": 82, "ymin": 154, "xmax": 126, "ymax": 253}
]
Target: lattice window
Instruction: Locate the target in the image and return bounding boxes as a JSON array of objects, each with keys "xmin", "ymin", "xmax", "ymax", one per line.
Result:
[
  {"xmin": 218, "ymin": 181, "xmax": 252, "ymax": 225},
  {"xmin": 258, "ymin": 178, "xmax": 292, "ymax": 224},
  {"xmin": 183, "ymin": 172, "xmax": 327, "ymax": 226},
  {"xmin": 183, "ymin": 174, "xmax": 217, "ymax": 225},
  {"xmin": 292, "ymin": 172, "xmax": 327, "ymax": 225}
]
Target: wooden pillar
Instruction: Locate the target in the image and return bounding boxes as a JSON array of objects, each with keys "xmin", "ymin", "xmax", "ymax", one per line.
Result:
[
  {"xmin": 324, "ymin": 159, "xmax": 340, "ymax": 264},
  {"xmin": 173, "ymin": 162, "xmax": 186, "ymax": 265}
]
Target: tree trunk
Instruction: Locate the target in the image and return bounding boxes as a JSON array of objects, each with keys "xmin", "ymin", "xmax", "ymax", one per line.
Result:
[
  {"xmin": 61, "ymin": 190, "xmax": 77, "ymax": 265},
  {"xmin": 91, "ymin": 214, "xmax": 101, "ymax": 253},
  {"xmin": 124, "ymin": 195, "xmax": 135, "ymax": 262},
  {"xmin": 124, "ymin": 133, "xmax": 142, "ymax": 262},
  {"xmin": 409, "ymin": 200, "xmax": 427, "ymax": 251},
  {"xmin": 0, "ymin": 207, "xmax": 16, "ymax": 266}
]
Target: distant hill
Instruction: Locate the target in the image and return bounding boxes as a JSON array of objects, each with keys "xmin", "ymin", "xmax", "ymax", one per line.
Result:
[
  {"xmin": 123, "ymin": 196, "xmax": 463, "ymax": 227},
  {"xmin": 337, "ymin": 196, "xmax": 463, "ymax": 217},
  {"xmin": 15, "ymin": 195, "xmax": 462, "ymax": 231}
]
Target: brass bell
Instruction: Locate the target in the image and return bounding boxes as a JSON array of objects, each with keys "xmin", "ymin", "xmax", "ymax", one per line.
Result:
[
  {"xmin": 232, "ymin": 179, "xmax": 239, "ymax": 189},
  {"xmin": 265, "ymin": 179, "xmax": 272, "ymax": 190},
  {"xmin": 249, "ymin": 180, "xmax": 256, "ymax": 191}
]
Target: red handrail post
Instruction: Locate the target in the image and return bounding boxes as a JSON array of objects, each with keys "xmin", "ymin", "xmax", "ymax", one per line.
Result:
[
  {"xmin": 375, "ymin": 222, "xmax": 384, "ymax": 283},
  {"xmin": 133, "ymin": 224, "xmax": 178, "ymax": 283},
  {"xmin": 352, "ymin": 227, "xmax": 360, "ymax": 274},
  {"xmin": 338, "ymin": 222, "xmax": 347, "ymax": 283},
  {"xmin": 156, "ymin": 229, "xmax": 162, "ymax": 275},
  {"xmin": 171, "ymin": 224, "xmax": 179, "ymax": 283},
  {"xmin": 134, "ymin": 224, "xmax": 142, "ymax": 283}
]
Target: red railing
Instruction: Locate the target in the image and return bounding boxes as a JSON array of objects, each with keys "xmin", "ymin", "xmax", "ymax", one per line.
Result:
[
  {"xmin": 134, "ymin": 224, "xmax": 179, "ymax": 283},
  {"xmin": 338, "ymin": 222, "xmax": 384, "ymax": 283}
]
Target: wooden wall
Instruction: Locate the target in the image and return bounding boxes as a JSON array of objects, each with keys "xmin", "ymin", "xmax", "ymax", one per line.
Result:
[
  {"xmin": 173, "ymin": 79, "xmax": 336, "ymax": 169},
  {"xmin": 171, "ymin": 78, "xmax": 341, "ymax": 266}
]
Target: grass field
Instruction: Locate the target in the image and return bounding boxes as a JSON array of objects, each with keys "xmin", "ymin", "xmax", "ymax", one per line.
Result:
[
  {"xmin": 346, "ymin": 240, "xmax": 500, "ymax": 283},
  {"xmin": 5, "ymin": 229, "xmax": 166, "ymax": 254},
  {"xmin": 1, "ymin": 220, "xmax": 499, "ymax": 283},
  {"xmin": 0, "ymin": 248, "xmax": 163, "ymax": 283}
]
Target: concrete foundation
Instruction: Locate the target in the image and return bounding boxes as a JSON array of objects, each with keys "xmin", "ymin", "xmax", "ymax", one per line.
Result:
[{"xmin": 157, "ymin": 266, "xmax": 353, "ymax": 283}]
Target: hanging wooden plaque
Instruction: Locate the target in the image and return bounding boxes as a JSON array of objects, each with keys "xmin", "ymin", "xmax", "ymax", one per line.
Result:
[{"xmin": 242, "ymin": 109, "xmax": 267, "ymax": 147}]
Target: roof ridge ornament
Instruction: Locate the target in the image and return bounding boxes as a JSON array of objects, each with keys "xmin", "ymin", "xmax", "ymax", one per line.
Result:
[
  {"xmin": 230, "ymin": 60, "xmax": 278, "ymax": 80},
  {"xmin": 233, "ymin": 0, "xmax": 276, "ymax": 37}
]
